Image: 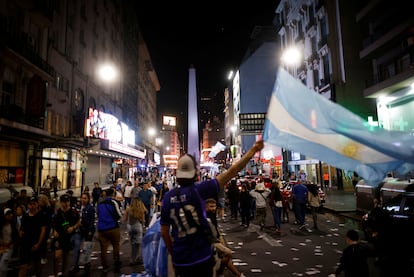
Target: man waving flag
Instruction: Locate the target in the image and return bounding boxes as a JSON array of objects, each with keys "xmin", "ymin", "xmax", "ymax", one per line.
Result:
[{"xmin": 263, "ymin": 68, "xmax": 414, "ymax": 186}]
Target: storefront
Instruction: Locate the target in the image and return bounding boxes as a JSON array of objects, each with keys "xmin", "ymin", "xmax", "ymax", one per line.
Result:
[
  {"xmin": 83, "ymin": 107, "xmax": 146, "ymax": 189},
  {"xmin": 0, "ymin": 140, "xmax": 25, "ymax": 185}
]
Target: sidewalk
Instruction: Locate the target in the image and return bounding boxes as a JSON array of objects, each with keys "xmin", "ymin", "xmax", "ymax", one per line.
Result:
[{"xmin": 322, "ymin": 188, "xmax": 364, "ymax": 222}]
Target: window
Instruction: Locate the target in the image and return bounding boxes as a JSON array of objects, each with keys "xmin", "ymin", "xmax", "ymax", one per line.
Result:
[
  {"xmin": 55, "ymin": 73, "xmax": 69, "ymax": 92},
  {"xmin": 1, "ymin": 67, "xmax": 15, "ymax": 106}
]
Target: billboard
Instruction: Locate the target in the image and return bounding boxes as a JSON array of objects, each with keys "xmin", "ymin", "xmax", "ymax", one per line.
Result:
[
  {"xmin": 163, "ymin": 116, "xmax": 176, "ymax": 127},
  {"xmin": 85, "ymin": 108, "xmax": 135, "ymax": 146}
]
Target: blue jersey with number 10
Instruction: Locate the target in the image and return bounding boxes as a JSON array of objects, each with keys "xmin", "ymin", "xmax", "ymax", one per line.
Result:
[{"xmin": 160, "ymin": 178, "xmax": 219, "ymax": 266}]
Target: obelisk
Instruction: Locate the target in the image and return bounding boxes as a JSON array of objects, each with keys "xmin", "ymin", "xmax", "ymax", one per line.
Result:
[{"xmin": 187, "ymin": 64, "xmax": 200, "ymax": 165}]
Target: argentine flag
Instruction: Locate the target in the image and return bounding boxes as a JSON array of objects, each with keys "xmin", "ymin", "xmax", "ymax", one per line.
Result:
[{"xmin": 263, "ymin": 68, "xmax": 414, "ymax": 186}]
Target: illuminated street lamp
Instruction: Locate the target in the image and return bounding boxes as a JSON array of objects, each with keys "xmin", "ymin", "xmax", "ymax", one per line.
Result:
[
  {"xmin": 280, "ymin": 47, "xmax": 301, "ymax": 66},
  {"xmin": 280, "ymin": 47, "xmax": 302, "ymax": 181},
  {"xmin": 97, "ymin": 63, "xmax": 119, "ymax": 83},
  {"xmin": 148, "ymin": 127, "xmax": 156, "ymax": 138}
]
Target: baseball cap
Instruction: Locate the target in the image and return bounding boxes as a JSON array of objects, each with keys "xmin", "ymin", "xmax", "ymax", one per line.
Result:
[
  {"xmin": 255, "ymin": 182, "xmax": 265, "ymax": 191},
  {"xmin": 176, "ymin": 154, "xmax": 196, "ymax": 179},
  {"xmin": 60, "ymin": 194, "xmax": 70, "ymax": 202},
  {"xmin": 3, "ymin": 208, "xmax": 13, "ymax": 215}
]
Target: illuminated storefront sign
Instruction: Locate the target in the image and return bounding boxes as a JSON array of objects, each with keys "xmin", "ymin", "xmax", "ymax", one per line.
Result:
[
  {"xmin": 85, "ymin": 108, "xmax": 135, "ymax": 146},
  {"xmin": 86, "ymin": 108, "xmax": 144, "ymax": 158},
  {"xmin": 108, "ymin": 141, "xmax": 146, "ymax": 159}
]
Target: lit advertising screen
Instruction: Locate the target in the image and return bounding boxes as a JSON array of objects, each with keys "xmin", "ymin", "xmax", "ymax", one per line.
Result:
[
  {"xmin": 85, "ymin": 108, "xmax": 135, "ymax": 146},
  {"xmin": 163, "ymin": 116, "xmax": 176, "ymax": 127}
]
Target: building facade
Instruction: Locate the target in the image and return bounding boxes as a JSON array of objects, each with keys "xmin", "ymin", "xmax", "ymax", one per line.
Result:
[
  {"xmin": 356, "ymin": 0, "xmax": 414, "ymax": 134},
  {"xmin": 0, "ymin": 0, "xmax": 157, "ymax": 194},
  {"xmin": 273, "ymin": 0, "xmax": 377, "ymax": 186}
]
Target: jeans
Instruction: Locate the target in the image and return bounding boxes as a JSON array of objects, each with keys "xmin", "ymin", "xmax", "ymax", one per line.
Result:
[
  {"xmin": 0, "ymin": 248, "xmax": 13, "ymax": 277},
  {"xmin": 271, "ymin": 206, "xmax": 282, "ymax": 229},
  {"xmin": 293, "ymin": 201, "xmax": 306, "ymax": 226},
  {"xmin": 127, "ymin": 222, "xmax": 143, "ymax": 263},
  {"xmin": 230, "ymin": 201, "xmax": 239, "ymax": 219},
  {"xmin": 240, "ymin": 206, "xmax": 250, "ymax": 226},
  {"xmin": 81, "ymin": 241, "xmax": 94, "ymax": 265},
  {"xmin": 72, "ymin": 232, "xmax": 82, "ymax": 268}
]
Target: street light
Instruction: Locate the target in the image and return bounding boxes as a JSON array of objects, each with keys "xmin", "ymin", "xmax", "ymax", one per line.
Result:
[
  {"xmin": 97, "ymin": 63, "xmax": 119, "ymax": 83},
  {"xmin": 280, "ymin": 47, "xmax": 301, "ymax": 66},
  {"xmin": 280, "ymin": 47, "xmax": 302, "ymax": 181}
]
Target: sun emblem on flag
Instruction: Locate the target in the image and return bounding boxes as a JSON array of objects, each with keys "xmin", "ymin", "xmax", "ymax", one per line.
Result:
[{"xmin": 342, "ymin": 143, "xmax": 359, "ymax": 158}]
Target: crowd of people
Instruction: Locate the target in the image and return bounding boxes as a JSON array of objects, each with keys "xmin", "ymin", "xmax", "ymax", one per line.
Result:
[
  {"xmin": 0, "ymin": 173, "xmax": 172, "ymax": 276},
  {"xmin": 222, "ymin": 175, "xmax": 323, "ymax": 236},
  {"xmin": 2, "ymin": 138, "xmax": 381, "ymax": 277}
]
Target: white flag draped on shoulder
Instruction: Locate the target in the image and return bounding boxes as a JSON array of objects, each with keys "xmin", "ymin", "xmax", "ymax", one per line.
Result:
[{"xmin": 263, "ymin": 68, "xmax": 414, "ymax": 186}]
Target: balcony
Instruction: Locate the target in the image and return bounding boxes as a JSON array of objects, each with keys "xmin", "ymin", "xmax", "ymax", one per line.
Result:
[{"xmin": 0, "ymin": 104, "xmax": 45, "ymax": 129}]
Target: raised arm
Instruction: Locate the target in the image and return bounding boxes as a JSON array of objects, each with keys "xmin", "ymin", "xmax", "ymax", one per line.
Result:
[{"xmin": 216, "ymin": 140, "xmax": 264, "ymax": 190}]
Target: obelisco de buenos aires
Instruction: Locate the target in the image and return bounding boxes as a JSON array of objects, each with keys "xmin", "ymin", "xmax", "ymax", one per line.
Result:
[{"xmin": 187, "ymin": 64, "xmax": 200, "ymax": 165}]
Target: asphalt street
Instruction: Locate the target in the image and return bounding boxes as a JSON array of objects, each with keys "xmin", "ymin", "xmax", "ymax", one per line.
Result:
[{"xmin": 217, "ymin": 208, "xmax": 368, "ymax": 277}]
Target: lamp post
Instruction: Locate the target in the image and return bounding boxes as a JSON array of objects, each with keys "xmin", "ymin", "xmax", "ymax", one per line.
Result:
[
  {"xmin": 230, "ymin": 125, "xmax": 237, "ymax": 160},
  {"xmin": 280, "ymin": 47, "xmax": 302, "ymax": 181},
  {"xmin": 280, "ymin": 47, "xmax": 325, "ymax": 186}
]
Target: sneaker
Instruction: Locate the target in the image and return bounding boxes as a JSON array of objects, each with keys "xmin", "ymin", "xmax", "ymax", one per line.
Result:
[
  {"xmin": 240, "ymin": 273, "xmax": 246, "ymax": 277},
  {"xmin": 41, "ymin": 258, "xmax": 47, "ymax": 265},
  {"xmin": 299, "ymin": 224, "xmax": 306, "ymax": 230}
]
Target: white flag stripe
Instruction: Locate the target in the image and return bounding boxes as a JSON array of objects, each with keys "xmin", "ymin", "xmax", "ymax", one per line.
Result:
[{"xmin": 267, "ymin": 93, "xmax": 395, "ymax": 164}]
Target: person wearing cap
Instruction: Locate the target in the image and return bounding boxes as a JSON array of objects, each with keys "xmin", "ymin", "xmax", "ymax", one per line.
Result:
[
  {"xmin": 249, "ymin": 181, "xmax": 271, "ymax": 230},
  {"xmin": 52, "ymin": 194, "xmax": 81, "ymax": 276},
  {"xmin": 160, "ymin": 140, "xmax": 264, "ymax": 277},
  {"xmin": 18, "ymin": 196, "xmax": 48, "ymax": 277}
]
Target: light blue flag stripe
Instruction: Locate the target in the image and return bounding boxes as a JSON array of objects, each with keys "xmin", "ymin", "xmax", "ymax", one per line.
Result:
[{"xmin": 263, "ymin": 68, "xmax": 414, "ymax": 186}]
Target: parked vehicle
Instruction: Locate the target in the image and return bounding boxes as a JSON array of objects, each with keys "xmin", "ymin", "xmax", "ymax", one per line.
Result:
[{"xmin": 361, "ymin": 183, "xmax": 414, "ymax": 250}]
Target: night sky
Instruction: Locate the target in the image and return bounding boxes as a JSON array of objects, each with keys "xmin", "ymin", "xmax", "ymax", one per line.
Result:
[{"xmin": 136, "ymin": 1, "xmax": 280, "ymax": 136}]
